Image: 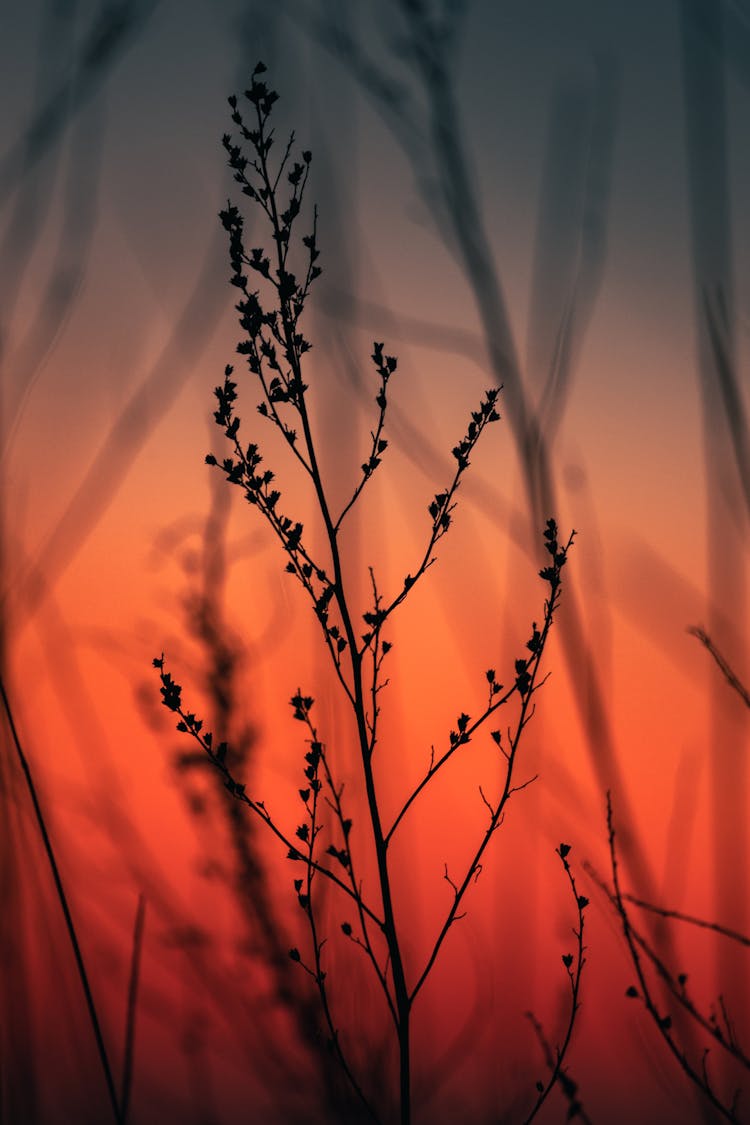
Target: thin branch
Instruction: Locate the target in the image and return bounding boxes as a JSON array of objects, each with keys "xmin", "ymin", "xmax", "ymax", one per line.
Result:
[
  {"xmin": 524, "ymin": 845, "xmax": 589, "ymax": 1124},
  {"xmin": 410, "ymin": 530, "xmax": 573, "ymax": 1003},
  {"xmin": 385, "ymin": 677, "xmax": 518, "ymax": 846},
  {"xmin": 154, "ymin": 659, "xmax": 384, "ymax": 931},
  {"xmin": 624, "ymin": 893, "xmax": 750, "ymax": 949},
  {"xmin": 366, "ymin": 386, "xmax": 501, "ymax": 641},
  {"xmin": 292, "ymin": 721, "xmax": 382, "ymax": 1123},
  {"xmin": 334, "ymin": 346, "xmax": 395, "ymax": 533},
  {"xmin": 386, "ymin": 525, "xmax": 572, "ymax": 846},
  {"xmin": 314, "ymin": 721, "xmax": 398, "ymax": 1027}
]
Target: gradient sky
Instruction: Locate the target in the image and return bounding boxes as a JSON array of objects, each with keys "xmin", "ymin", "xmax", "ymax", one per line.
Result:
[{"xmin": 1, "ymin": 3, "xmax": 749, "ymax": 1123}]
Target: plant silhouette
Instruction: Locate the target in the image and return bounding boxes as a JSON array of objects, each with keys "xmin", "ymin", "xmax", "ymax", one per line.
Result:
[
  {"xmin": 598, "ymin": 791, "xmax": 750, "ymax": 1124},
  {"xmin": 155, "ymin": 63, "xmax": 580, "ymax": 1124},
  {"xmin": 590, "ymin": 632, "xmax": 750, "ymax": 1124}
]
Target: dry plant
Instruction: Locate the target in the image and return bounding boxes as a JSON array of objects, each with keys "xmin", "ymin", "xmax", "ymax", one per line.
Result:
[
  {"xmin": 154, "ymin": 64, "xmax": 580, "ymax": 1124},
  {"xmin": 585, "ymin": 632, "xmax": 750, "ymax": 1122},
  {"xmin": 276, "ymin": 0, "xmax": 646, "ymax": 891},
  {"xmin": 595, "ymin": 793, "xmax": 749, "ymax": 1124}
]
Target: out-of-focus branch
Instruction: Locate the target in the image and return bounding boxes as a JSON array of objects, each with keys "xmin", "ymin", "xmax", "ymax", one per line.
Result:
[{"xmin": 688, "ymin": 625, "xmax": 750, "ymax": 710}]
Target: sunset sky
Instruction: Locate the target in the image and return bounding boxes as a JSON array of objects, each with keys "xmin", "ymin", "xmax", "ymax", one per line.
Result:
[{"xmin": 1, "ymin": 3, "xmax": 749, "ymax": 1123}]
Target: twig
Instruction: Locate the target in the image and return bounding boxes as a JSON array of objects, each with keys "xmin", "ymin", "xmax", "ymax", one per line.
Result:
[
  {"xmin": 288, "ymin": 704, "xmax": 382, "ymax": 1123},
  {"xmin": 624, "ymin": 893, "xmax": 750, "ymax": 949},
  {"xmin": 386, "ymin": 526, "xmax": 572, "ymax": 846},
  {"xmin": 153, "ymin": 660, "xmax": 384, "ymax": 931},
  {"xmin": 523, "ymin": 843, "xmax": 589, "ymax": 1124},
  {"xmin": 410, "ymin": 527, "xmax": 574, "ymax": 1004}
]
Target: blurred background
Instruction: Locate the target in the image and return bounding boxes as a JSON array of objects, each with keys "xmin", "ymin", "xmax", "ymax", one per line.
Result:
[{"xmin": 1, "ymin": 2, "xmax": 748, "ymax": 1122}]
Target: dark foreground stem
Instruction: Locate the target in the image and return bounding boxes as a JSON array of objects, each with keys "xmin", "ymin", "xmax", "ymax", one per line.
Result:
[{"xmin": 0, "ymin": 676, "xmax": 123, "ymax": 1124}]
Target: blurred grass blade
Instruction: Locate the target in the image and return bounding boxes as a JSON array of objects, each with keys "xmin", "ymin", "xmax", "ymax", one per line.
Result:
[{"xmin": 121, "ymin": 893, "xmax": 146, "ymax": 1124}]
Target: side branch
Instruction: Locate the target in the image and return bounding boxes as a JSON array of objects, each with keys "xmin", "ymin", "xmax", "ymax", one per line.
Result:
[
  {"xmin": 524, "ymin": 844, "xmax": 589, "ymax": 1124},
  {"xmin": 409, "ymin": 525, "xmax": 573, "ymax": 1003},
  {"xmin": 287, "ymin": 713, "xmax": 382, "ymax": 1123},
  {"xmin": 388, "ymin": 523, "xmax": 573, "ymax": 846},
  {"xmin": 153, "ymin": 658, "xmax": 384, "ymax": 930},
  {"xmin": 335, "ymin": 342, "xmax": 396, "ymax": 533},
  {"xmin": 360, "ymin": 387, "xmax": 501, "ymax": 653},
  {"xmin": 623, "ymin": 894, "xmax": 750, "ymax": 949}
]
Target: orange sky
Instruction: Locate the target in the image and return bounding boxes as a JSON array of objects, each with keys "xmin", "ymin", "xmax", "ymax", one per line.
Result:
[{"xmin": 2, "ymin": 3, "xmax": 750, "ymax": 1123}]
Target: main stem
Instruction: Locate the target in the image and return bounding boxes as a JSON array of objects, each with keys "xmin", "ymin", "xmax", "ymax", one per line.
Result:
[
  {"xmin": 270, "ymin": 258, "xmax": 412, "ymax": 1125},
  {"xmin": 349, "ymin": 655, "xmax": 412, "ymax": 1125},
  {"xmin": 256, "ymin": 104, "xmax": 412, "ymax": 1115},
  {"xmin": 298, "ymin": 396, "xmax": 412, "ymax": 1123}
]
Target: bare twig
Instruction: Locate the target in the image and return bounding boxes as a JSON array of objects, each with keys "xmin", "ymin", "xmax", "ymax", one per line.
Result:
[
  {"xmin": 524, "ymin": 844, "xmax": 589, "ymax": 1124},
  {"xmin": 625, "ymin": 893, "xmax": 750, "ymax": 949}
]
